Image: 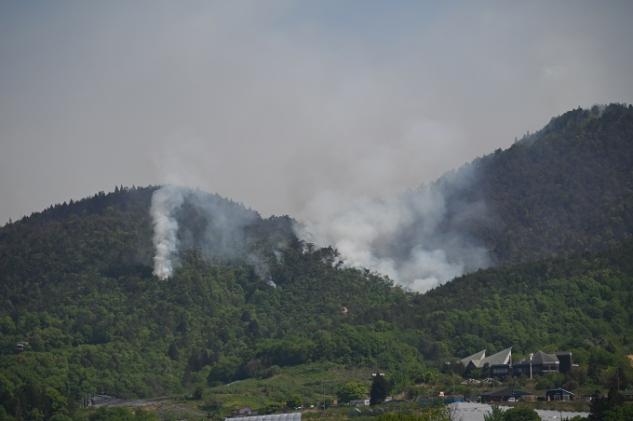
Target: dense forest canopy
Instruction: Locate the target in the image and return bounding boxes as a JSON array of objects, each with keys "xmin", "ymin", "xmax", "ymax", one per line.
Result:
[{"xmin": 434, "ymin": 103, "xmax": 633, "ymax": 266}]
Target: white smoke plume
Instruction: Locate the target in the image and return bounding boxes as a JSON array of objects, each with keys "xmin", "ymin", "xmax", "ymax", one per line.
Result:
[
  {"xmin": 150, "ymin": 185, "xmax": 278, "ymax": 282},
  {"xmin": 151, "ymin": 185, "xmax": 185, "ymax": 280},
  {"xmin": 151, "ymin": 167, "xmax": 490, "ymax": 290},
  {"xmin": 295, "ymin": 167, "xmax": 491, "ymax": 292}
]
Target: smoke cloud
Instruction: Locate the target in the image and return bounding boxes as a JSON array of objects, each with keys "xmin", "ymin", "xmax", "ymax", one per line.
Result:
[
  {"xmin": 3, "ymin": 2, "xmax": 633, "ymax": 226},
  {"xmin": 150, "ymin": 185, "xmax": 276, "ymax": 281},
  {"xmin": 296, "ymin": 165, "xmax": 490, "ymax": 292},
  {"xmin": 151, "ymin": 185, "xmax": 185, "ymax": 280},
  {"xmin": 151, "ymin": 169, "xmax": 491, "ymax": 291}
]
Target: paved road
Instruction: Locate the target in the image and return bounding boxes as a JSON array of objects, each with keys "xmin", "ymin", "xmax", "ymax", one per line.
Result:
[{"xmin": 448, "ymin": 402, "xmax": 589, "ymax": 421}]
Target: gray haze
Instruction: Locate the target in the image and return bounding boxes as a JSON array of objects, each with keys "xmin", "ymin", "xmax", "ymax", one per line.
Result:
[
  {"xmin": 2, "ymin": 1, "xmax": 633, "ymax": 225},
  {"xmin": 151, "ymin": 185, "xmax": 277, "ymax": 283},
  {"xmin": 296, "ymin": 164, "xmax": 491, "ymax": 291},
  {"xmin": 2, "ymin": 1, "xmax": 633, "ymax": 288},
  {"xmin": 0, "ymin": 0, "xmax": 633, "ymax": 223}
]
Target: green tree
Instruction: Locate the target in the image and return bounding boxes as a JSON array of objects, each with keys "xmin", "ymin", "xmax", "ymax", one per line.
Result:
[
  {"xmin": 370, "ymin": 374, "xmax": 389, "ymax": 406},
  {"xmin": 502, "ymin": 407, "xmax": 539, "ymax": 421},
  {"xmin": 484, "ymin": 406, "xmax": 505, "ymax": 421},
  {"xmin": 589, "ymin": 388, "xmax": 625, "ymax": 421},
  {"xmin": 207, "ymin": 355, "xmax": 241, "ymax": 385},
  {"xmin": 286, "ymin": 395, "xmax": 302, "ymax": 409},
  {"xmin": 603, "ymin": 404, "xmax": 633, "ymax": 421},
  {"xmin": 49, "ymin": 415, "xmax": 73, "ymax": 421},
  {"xmin": 337, "ymin": 381, "xmax": 367, "ymax": 403}
]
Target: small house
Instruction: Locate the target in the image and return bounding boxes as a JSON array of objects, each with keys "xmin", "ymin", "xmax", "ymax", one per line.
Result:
[
  {"xmin": 546, "ymin": 388, "xmax": 575, "ymax": 401},
  {"xmin": 460, "ymin": 347, "xmax": 512, "ymax": 378},
  {"xmin": 349, "ymin": 398, "xmax": 370, "ymax": 407},
  {"xmin": 480, "ymin": 388, "xmax": 530, "ymax": 403},
  {"xmin": 513, "ymin": 351, "xmax": 564, "ymax": 377},
  {"xmin": 556, "ymin": 352, "xmax": 573, "ymax": 373}
]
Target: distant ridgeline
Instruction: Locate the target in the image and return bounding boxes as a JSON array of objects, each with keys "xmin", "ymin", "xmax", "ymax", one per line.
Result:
[
  {"xmin": 0, "ymin": 104, "xmax": 632, "ymax": 419},
  {"xmin": 438, "ymin": 103, "xmax": 633, "ymax": 266},
  {"xmin": 490, "ymin": 103, "xmax": 633, "ymax": 261}
]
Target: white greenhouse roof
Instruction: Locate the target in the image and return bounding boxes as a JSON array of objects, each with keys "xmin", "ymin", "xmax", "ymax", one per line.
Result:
[{"xmin": 226, "ymin": 413, "xmax": 301, "ymax": 421}]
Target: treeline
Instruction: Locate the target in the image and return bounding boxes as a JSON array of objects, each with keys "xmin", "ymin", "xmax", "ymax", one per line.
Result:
[
  {"xmin": 1, "ymin": 188, "xmax": 632, "ymax": 419},
  {"xmin": 0, "ymin": 189, "xmax": 422, "ymax": 418},
  {"xmin": 2, "ymin": 103, "xmax": 633, "ymax": 418},
  {"xmin": 410, "ymin": 240, "xmax": 633, "ymax": 390},
  {"xmin": 440, "ymin": 103, "xmax": 633, "ymax": 265}
]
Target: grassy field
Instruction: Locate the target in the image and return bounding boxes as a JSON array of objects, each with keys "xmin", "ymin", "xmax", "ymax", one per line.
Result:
[
  {"xmin": 82, "ymin": 363, "xmax": 594, "ymax": 420},
  {"xmin": 80, "ymin": 363, "xmax": 408, "ymax": 419},
  {"xmin": 203, "ymin": 362, "xmax": 374, "ymax": 416}
]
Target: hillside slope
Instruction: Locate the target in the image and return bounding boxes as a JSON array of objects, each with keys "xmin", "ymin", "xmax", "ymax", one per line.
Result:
[
  {"xmin": 2, "ymin": 189, "xmax": 633, "ymax": 419},
  {"xmin": 1, "ymin": 105, "xmax": 633, "ymax": 419},
  {"xmin": 0, "ymin": 188, "xmax": 419, "ymax": 419},
  {"xmin": 457, "ymin": 103, "xmax": 633, "ymax": 264},
  {"xmin": 412, "ymin": 240, "xmax": 633, "ymax": 361},
  {"xmin": 304, "ymin": 104, "xmax": 633, "ymax": 290}
]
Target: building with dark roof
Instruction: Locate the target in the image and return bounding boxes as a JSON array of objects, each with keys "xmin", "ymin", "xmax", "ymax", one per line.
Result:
[
  {"xmin": 545, "ymin": 388, "xmax": 575, "ymax": 401},
  {"xmin": 460, "ymin": 348, "xmax": 572, "ymax": 379},
  {"xmin": 460, "ymin": 347, "xmax": 513, "ymax": 378},
  {"xmin": 460, "ymin": 349, "xmax": 487, "ymax": 370},
  {"xmin": 480, "ymin": 388, "xmax": 531, "ymax": 403},
  {"xmin": 556, "ymin": 352, "xmax": 573, "ymax": 373},
  {"xmin": 513, "ymin": 351, "xmax": 573, "ymax": 377}
]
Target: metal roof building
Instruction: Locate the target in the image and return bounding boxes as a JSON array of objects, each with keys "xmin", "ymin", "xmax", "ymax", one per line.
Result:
[
  {"xmin": 545, "ymin": 388, "xmax": 575, "ymax": 401},
  {"xmin": 481, "ymin": 347, "xmax": 512, "ymax": 366},
  {"xmin": 480, "ymin": 388, "xmax": 531, "ymax": 403},
  {"xmin": 460, "ymin": 347, "xmax": 512, "ymax": 369},
  {"xmin": 460, "ymin": 349, "xmax": 487, "ymax": 368},
  {"xmin": 225, "ymin": 413, "xmax": 301, "ymax": 421}
]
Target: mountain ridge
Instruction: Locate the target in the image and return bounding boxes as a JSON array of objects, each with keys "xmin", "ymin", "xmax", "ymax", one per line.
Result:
[
  {"xmin": 1, "ymin": 104, "xmax": 633, "ymax": 419},
  {"xmin": 441, "ymin": 102, "xmax": 633, "ymax": 265}
]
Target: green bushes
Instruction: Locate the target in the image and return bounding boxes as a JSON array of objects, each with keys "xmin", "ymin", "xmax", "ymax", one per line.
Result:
[{"xmin": 336, "ymin": 381, "xmax": 368, "ymax": 403}]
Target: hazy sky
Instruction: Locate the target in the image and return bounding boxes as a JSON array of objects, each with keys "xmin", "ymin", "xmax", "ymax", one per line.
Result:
[{"xmin": 2, "ymin": 0, "xmax": 633, "ymax": 224}]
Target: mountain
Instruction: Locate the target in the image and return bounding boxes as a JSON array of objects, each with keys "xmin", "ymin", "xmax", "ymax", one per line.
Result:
[
  {"xmin": 1, "ymin": 104, "xmax": 633, "ymax": 419},
  {"xmin": 414, "ymin": 239, "xmax": 633, "ymax": 361},
  {"xmin": 449, "ymin": 103, "xmax": 633, "ymax": 265},
  {"xmin": 301, "ymin": 103, "xmax": 633, "ymax": 290},
  {"xmin": 0, "ymin": 187, "xmax": 419, "ymax": 419}
]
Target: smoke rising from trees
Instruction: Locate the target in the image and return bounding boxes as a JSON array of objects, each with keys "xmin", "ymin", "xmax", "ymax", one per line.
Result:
[
  {"xmin": 296, "ymin": 165, "xmax": 491, "ymax": 292},
  {"xmin": 152, "ymin": 164, "xmax": 491, "ymax": 291},
  {"xmin": 151, "ymin": 185, "xmax": 185, "ymax": 280},
  {"xmin": 150, "ymin": 185, "xmax": 273, "ymax": 281}
]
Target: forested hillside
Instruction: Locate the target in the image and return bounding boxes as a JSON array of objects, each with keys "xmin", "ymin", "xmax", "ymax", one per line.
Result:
[
  {"xmin": 414, "ymin": 240, "xmax": 633, "ymax": 368},
  {"xmin": 2, "ymin": 189, "xmax": 633, "ymax": 419},
  {"xmin": 452, "ymin": 103, "xmax": 633, "ymax": 265},
  {"xmin": 0, "ymin": 188, "xmax": 421, "ymax": 419},
  {"xmin": 1, "ymin": 104, "xmax": 633, "ymax": 419}
]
